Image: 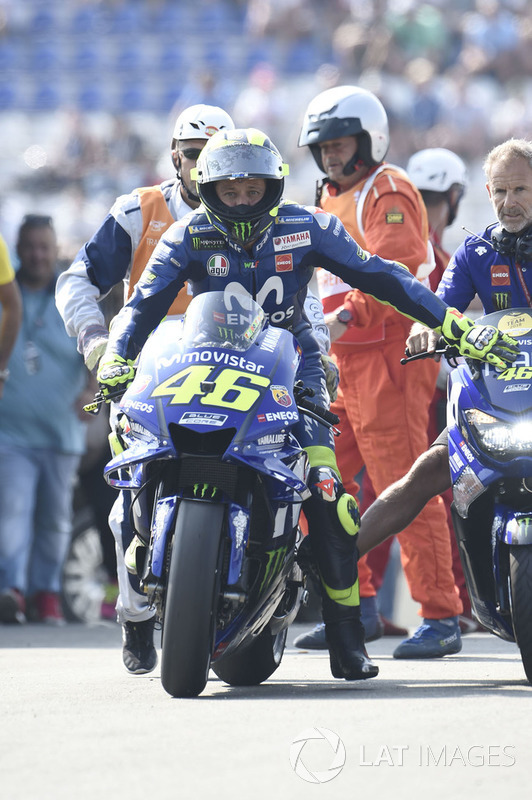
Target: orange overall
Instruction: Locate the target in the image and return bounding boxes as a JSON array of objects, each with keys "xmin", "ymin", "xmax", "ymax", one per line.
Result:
[{"xmin": 319, "ymin": 166, "xmax": 462, "ymax": 619}]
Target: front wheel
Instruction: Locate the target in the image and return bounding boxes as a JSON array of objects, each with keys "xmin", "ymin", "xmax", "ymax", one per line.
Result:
[
  {"xmin": 213, "ymin": 626, "xmax": 287, "ymax": 687},
  {"xmin": 161, "ymin": 500, "xmax": 225, "ymax": 698},
  {"xmin": 509, "ymin": 544, "xmax": 532, "ymax": 684}
]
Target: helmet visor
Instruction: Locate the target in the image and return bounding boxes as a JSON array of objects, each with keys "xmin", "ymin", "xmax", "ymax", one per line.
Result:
[{"xmin": 196, "ymin": 142, "xmax": 285, "ymax": 184}]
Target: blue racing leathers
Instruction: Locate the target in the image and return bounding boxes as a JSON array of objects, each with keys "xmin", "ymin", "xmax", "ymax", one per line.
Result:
[
  {"xmin": 108, "ymin": 201, "xmax": 449, "ymax": 442},
  {"xmin": 437, "ymin": 223, "xmax": 532, "ymax": 312}
]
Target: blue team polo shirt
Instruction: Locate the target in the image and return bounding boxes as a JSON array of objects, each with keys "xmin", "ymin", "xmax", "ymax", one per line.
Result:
[{"xmin": 0, "ymin": 275, "xmax": 87, "ymax": 454}]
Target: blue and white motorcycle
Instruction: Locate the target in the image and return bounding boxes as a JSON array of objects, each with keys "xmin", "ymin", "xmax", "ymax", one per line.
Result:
[
  {"xmin": 100, "ymin": 292, "xmax": 336, "ymax": 697},
  {"xmin": 445, "ymin": 308, "xmax": 532, "ymax": 683}
]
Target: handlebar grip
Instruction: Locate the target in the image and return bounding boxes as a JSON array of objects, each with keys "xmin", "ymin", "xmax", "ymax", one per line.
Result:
[{"xmin": 297, "ymin": 396, "xmax": 340, "ymax": 426}]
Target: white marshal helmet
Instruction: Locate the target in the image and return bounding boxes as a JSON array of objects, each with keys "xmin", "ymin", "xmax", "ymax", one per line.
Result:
[
  {"xmin": 298, "ymin": 85, "xmax": 389, "ymax": 172},
  {"xmin": 407, "ymin": 148, "xmax": 468, "ymax": 193},
  {"xmin": 171, "ymin": 104, "xmax": 235, "ymax": 147}
]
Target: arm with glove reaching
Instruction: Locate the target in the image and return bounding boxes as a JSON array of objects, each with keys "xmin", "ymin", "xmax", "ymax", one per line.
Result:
[{"xmin": 437, "ymin": 307, "xmax": 518, "ymax": 370}]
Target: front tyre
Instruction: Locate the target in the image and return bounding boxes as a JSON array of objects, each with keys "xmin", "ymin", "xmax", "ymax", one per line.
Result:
[
  {"xmin": 213, "ymin": 626, "xmax": 287, "ymax": 686},
  {"xmin": 509, "ymin": 544, "xmax": 532, "ymax": 684},
  {"xmin": 161, "ymin": 501, "xmax": 225, "ymax": 698}
]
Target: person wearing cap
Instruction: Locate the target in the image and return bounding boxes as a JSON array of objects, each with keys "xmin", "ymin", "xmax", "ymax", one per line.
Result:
[{"xmin": 296, "ymin": 86, "xmax": 464, "ymax": 659}]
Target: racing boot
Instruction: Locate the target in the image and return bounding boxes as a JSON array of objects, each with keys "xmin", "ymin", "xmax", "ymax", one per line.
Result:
[
  {"xmin": 303, "ymin": 466, "xmax": 378, "ymax": 681},
  {"xmin": 122, "ymin": 617, "xmax": 157, "ymax": 674},
  {"xmin": 324, "ymin": 604, "xmax": 379, "ymax": 681}
]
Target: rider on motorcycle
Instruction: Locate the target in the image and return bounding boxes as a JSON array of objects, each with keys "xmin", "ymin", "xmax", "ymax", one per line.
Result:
[{"xmin": 97, "ymin": 128, "xmax": 518, "ymax": 682}]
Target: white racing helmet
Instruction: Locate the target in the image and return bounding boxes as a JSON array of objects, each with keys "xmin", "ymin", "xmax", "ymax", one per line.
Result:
[
  {"xmin": 407, "ymin": 148, "xmax": 468, "ymax": 193},
  {"xmin": 298, "ymin": 85, "xmax": 389, "ymax": 172},
  {"xmin": 171, "ymin": 104, "xmax": 235, "ymax": 148}
]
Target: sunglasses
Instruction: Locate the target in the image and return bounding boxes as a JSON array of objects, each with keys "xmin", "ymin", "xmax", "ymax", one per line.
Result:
[{"xmin": 180, "ymin": 147, "xmax": 203, "ymax": 161}]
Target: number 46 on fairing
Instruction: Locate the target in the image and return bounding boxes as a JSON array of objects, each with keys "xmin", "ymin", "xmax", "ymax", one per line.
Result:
[{"xmin": 151, "ymin": 364, "xmax": 271, "ymax": 412}]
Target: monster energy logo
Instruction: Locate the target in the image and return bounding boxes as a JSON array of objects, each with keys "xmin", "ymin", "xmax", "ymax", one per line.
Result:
[
  {"xmin": 259, "ymin": 545, "xmax": 288, "ymax": 592},
  {"xmin": 232, "ymin": 221, "xmax": 253, "ymax": 241},
  {"xmin": 192, "ymin": 484, "xmax": 219, "ymax": 499},
  {"xmin": 492, "ymin": 292, "xmax": 510, "ymax": 310}
]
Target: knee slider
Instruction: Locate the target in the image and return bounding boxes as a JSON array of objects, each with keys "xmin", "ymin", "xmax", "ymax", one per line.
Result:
[{"xmin": 308, "ymin": 466, "xmax": 360, "ymax": 537}]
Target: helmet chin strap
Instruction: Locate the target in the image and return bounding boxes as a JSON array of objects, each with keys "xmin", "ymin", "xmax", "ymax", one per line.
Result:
[
  {"xmin": 342, "ymin": 155, "xmax": 364, "ymax": 176},
  {"xmin": 173, "ymin": 153, "xmax": 200, "ymax": 205},
  {"xmin": 181, "ymin": 179, "xmax": 200, "ymax": 205}
]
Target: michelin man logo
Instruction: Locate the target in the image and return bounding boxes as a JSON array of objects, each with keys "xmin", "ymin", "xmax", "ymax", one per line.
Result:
[{"xmin": 289, "ymin": 727, "xmax": 346, "ymax": 783}]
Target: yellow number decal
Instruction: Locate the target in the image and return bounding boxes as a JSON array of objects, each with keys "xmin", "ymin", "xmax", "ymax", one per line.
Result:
[
  {"xmin": 201, "ymin": 368, "xmax": 270, "ymax": 411},
  {"xmin": 151, "ymin": 365, "xmax": 270, "ymax": 411},
  {"xmin": 151, "ymin": 365, "xmax": 215, "ymax": 404},
  {"xmin": 498, "ymin": 366, "xmax": 532, "ymax": 381}
]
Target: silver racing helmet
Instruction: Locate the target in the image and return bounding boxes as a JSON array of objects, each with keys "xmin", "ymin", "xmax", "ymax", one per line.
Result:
[{"xmin": 192, "ymin": 128, "xmax": 289, "ymax": 246}]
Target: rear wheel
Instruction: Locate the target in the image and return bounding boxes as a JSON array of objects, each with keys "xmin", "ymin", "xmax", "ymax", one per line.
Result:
[
  {"xmin": 509, "ymin": 544, "xmax": 532, "ymax": 684},
  {"xmin": 161, "ymin": 500, "xmax": 225, "ymax": 698},
  {"xmin": 213, "ymin": 626, "xmax": 287, "ymax": 687}
]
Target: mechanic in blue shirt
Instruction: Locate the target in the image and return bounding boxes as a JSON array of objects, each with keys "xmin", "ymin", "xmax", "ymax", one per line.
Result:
[
  {"xmin": 97, "ymin": 128, "xmax": 518, "ymax": 681},
  {"xmin": 356, "ymin": 138, "xmax": 532, "ymax": 604}
]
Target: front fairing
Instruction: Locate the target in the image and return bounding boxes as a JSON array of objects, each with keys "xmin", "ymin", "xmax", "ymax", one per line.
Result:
[
  {"xmin": 106, "ymin": 293, "xmax": 307, "ymax": 497},
  {"xmin": 447, "ymin": 309, "xmax": 532, "ymax": 513}
]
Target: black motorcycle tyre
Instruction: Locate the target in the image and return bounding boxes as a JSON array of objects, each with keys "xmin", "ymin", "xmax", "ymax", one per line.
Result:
[
  {"xmin": 161, "ymin": 500, "xmax": 225, "ymax": 698},
  {"xmin": 509, "ymin": 544, "xmax": 532, "ymax": 684},
  {"xmin": 212, "ymin": 625, "xmax": 287, "ymax": 686}
]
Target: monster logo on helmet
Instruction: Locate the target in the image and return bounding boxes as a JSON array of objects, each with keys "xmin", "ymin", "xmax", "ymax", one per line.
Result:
[{"xmin": 191, "ymin": 128, "xmax": 289, "ymax": 246}]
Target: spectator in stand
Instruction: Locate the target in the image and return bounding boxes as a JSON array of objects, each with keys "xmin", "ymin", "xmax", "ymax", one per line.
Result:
[
  {"xmin": 0, "ymin": 232, "xmax": 22, "ymax": 399},
  {"xmin": 0, "ymin": 215, "xmax": 92, "ymax": 625}
]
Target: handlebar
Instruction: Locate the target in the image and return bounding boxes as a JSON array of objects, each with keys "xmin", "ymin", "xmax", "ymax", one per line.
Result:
[
  {"xmin": 83, "ymin": 387, "xmax": 127, "ymax": 415},
  {"xmin": 294, "ymin": 382, "xmax": 340, "ymax": 433},
  {"xmin": 400, "ymin": 339, "xmax": 461, "ymax": 366}
]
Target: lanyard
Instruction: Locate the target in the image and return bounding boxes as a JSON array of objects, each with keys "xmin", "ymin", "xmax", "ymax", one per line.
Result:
[
  {"xmin": 514, "ymin": 262, "xmax": 532, "ymax": 307},
  {"xmin": 21, "ymin": 283, "xmax": 55, "ymax": 341}
]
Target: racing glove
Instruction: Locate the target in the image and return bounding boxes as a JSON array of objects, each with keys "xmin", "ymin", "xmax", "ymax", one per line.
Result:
[
  {"xmin": 96, "ymin": 352, "xmax": 136, "ymax": 399},
  {"xmin": 440, "ymin": 308, "xmax": 519, "ymax": 370},
  {"xmin": 320, "ymin": 353, "xmax": 340, "ymax": 403},
  {"xmin": 77, "ymin": 324, "xmax": 109, "ymax": 375}
]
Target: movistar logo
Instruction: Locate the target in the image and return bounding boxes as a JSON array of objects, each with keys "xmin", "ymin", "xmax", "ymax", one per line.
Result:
[{"xmin": 233, "ymin": 221, "xmax": 253, "ymax": 241}]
